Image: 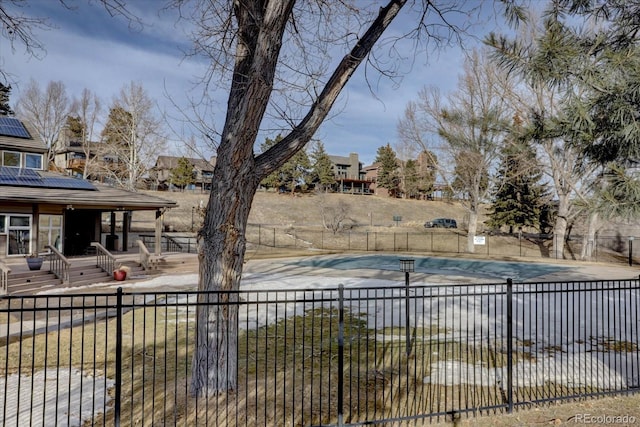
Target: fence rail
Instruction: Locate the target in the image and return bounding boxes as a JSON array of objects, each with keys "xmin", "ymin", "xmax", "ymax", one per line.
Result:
[
  {"xmin": 1, "ymin": 278, "xmax": 639, "ymax": 426},
  {"xmin": 137, "ymin": 226, "xmax": 639, "ymax": 268},
  {"xmin": 245, "ymin": 225, "xmax": 640, "ymax": 264}
]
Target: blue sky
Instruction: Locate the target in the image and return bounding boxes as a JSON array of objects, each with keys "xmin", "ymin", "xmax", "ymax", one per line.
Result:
[{"xmin": 2, "ymin": 1, "xmax": 499, "ymax": 166}]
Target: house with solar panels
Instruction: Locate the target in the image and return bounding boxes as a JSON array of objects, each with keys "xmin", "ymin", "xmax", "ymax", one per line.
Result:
[{"xmin": 0, "ymin": 117, "xmax": 176, "ymax": 260}]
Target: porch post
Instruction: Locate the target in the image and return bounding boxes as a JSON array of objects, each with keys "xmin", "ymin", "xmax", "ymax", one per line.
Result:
[
  {"xmin": 155, "ymin": 209, "xmax": 163, "ymax": 255},
  {"xmin": 122, "ymin": 211, "xmax": 130, "ymax": 252},
  {"xmin": 32, "ymin": 203, "xmax": 39, "ymax": 255},
  {"xmin": 110, "ymin": 212, "xmax": 116, "ymax": 237}
]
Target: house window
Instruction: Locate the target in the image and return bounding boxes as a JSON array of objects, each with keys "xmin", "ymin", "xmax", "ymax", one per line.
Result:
[
  {"xmin": 1, "ymin": 151, "xmax": 43, "ymax": 169},
  {"xmin": 6, "ymin": 214, "xmax": 32, "ymax": 256},
  {"xmin": 25, "ymin": 153, "xmax": 43, "ymax": 169},
  {"xmin": 2, "ymin": 151, "xmax": 20, "ymax": 167},
  {"xmin": 0, "ymin": 215, "xmax": 5, "ymax": 233},
  {"xmin": 39, "ymin": 214, "xmax": 63, "ymax": 253}
]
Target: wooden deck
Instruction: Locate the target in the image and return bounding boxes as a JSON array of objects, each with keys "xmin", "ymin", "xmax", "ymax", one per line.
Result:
[{"xmin": 2, "ymin": 251, "xmax": 198, "ymax": 295}]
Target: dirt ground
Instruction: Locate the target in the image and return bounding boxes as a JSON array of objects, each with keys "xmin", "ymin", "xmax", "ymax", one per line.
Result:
[{"xmin": 431, "ymin": 394, "xmax": 640, "ymax": 426}]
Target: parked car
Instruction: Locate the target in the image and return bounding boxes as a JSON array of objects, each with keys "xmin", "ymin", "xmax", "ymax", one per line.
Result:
[{"xmin": 424, "ymin": 218, "xmax": 457, "ymax": 228}]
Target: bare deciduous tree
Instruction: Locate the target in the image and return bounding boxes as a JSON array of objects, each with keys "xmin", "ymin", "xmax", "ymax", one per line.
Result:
[
  {"xmin": 70, "ymin": 88, "xmax": 102, "ymax": 179},
  {"xmin": 398, "ymin": 49, "xmax": 512, "ymax": 252},
  {"xmin": 486, "ymin": 7, "xmax": 600, "ymax": 260},
  {"xmin": 319, "ymin": 196, "xmax": 352, "ymax": 234},
  {"xmin": 177, "ymin": 0, "xmax": 482, "ymax": 396},
  {"xmin": 2, "ymin": 0, "xmax": 502, "ymax": 396},
  {"xmin": 99, "ymin": 82, "xmax": 166, "ymax": 191},
  {"xmin": 16, "ymin": 79, "xmax": 71, "ymax": 166}
]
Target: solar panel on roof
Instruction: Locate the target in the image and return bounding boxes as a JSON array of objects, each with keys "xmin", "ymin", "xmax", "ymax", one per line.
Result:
[
  {"xmin": 0, "ymin": 117, "xmax": 31, "ymax": 139},
  {"xmin": 42, "ymin": 177, "xmax": 96, "ymax": 190},
  {"xmin": 0, "ymin": 166, "xmax": 41, "ymax": 184},
  {"xmin": 0, "ymin": 166, "xmax": 96, "ymax": 190}
]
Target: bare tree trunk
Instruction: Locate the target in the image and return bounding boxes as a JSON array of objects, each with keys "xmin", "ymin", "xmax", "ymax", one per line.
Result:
[
  {"xmin": 552, "ymin": 196, "xmax": 570, "ymax": 259},
  {"xmin": 580, "ymin": 211, "xmax": 599, "ymax": 260},
  {"xmin": 466, "ymin": 209, "xmax": 478, "ymax": 253},
  {"xmin": 189, "ymin": 0, "xmax": 407, "ymax": 398},
  {"xmin": 191, "ymin": 151, "xmax": 258, "ymax": 396}
]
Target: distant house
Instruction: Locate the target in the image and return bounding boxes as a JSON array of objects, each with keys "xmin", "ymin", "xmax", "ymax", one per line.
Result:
[
  {"xmin": 0, "ymin": 117, "xmax": 176, "ymax": 259},
  {"xmin": 328, "ymin": 153, "xmax": 372, "ymax": 195},
  {"xmin": 52, "ymin": 127, "xmax": 123, "ymax": 183},
  {"xmin": 363, "ymin": 162, "xmax": 389, "ymax": 197},
  {"xmin": 364, "ymin": 155, "xmax": 449, "ymax": 200},
  {"xmin": 151, "ymin": 155, "xmax": 216, "ymax": 192}
]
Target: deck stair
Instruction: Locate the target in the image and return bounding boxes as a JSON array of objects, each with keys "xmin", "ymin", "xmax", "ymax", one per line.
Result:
[
  {"xmin": 5, "ymin": 259, "xmax": 145, "ymax": 295},
  {"xmin": 2, "ymin": 249, "xmax": 196, "ymax": 296},
  {"xmin": 6, "ymin": 269, "xmax": 61, "ymax": 295}
]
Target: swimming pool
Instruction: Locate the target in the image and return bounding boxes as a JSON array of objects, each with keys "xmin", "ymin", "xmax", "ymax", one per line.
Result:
[{"xmin": 288, "ymin": 254, "xmax": 570, "ymax": 281}]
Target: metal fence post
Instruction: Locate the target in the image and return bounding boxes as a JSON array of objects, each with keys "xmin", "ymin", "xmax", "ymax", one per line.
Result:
[
  {"xmin": 337, "ymin": 285, "xmax": 345, "ymax": 427},
  {"xmin": 405, "ymin": 271, "xmax": 411, "ymax": 356},
  {"xmin": 506, "ymin": 278, "xmax": 514, "ymax": 413},
  {"xmin": 115, "ymin": 287, "xmax": 123, "ymax": 426}
]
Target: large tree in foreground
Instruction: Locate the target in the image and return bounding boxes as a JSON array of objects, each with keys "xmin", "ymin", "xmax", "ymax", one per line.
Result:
[
  {"xmin": 0, "ymin": 0, "xmax": 506, "ymax": 398},
  {"xmin": 184, "ymin": 0, "xmax": 484, "ymax": 396}
]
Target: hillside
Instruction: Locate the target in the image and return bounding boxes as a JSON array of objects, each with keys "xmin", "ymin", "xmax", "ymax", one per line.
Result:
[
  {"xmin": 136, "ymin": 190, "xmax": 478, "ymax": 233},
  {"xmin": 125, "ymin": 189, "xmax": 640, "ymax": 266},
  {"xmin": 134, "ymin": 189, "xmax": 638, "ymax": 240}
]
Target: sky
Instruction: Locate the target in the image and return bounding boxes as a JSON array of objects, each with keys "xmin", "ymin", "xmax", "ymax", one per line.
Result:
[{"xmin": 1, "ymin": 1, "xmax": 502, "ymax": 166}]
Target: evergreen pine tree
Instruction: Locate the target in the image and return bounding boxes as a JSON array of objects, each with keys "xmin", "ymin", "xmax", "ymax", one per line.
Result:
[
  {"xmin": 280, "ymin": 148, "xmax": 311, "ymax": 194},
  {"xmin": 403, "ymin": 159, "xmax": 419, "ymax": 199},
  {"xmin": 487, "ymin": 141, "xmax": 548, "ymax": 233},
  {"xmin": 309, "ymin": 141, "xmax": 335, "ymax": 192},
  {"xmin": 0, "ymin": 83, "xmax": 14, "ymax": 116},
  {"xmin": 374, "ymin": 144, "xmax": 400, "ymax": 197},
  {"xmin": 66, "ymin": 115, "xmax": 85, "ymax": 139},
  {"xmin": 259, "ymin": 136, "xmax": 281, "ymax": 190},
  {"xmin": 260, "ymin": 135, "xmax": 311, "ymax": 193},
  {"xmin": 170, "ymin": 157, "xmax": 195, "ymax": 191},
  {"xmin": 416, "ymin": 150, "xmax": 438, "ymax": 199}
]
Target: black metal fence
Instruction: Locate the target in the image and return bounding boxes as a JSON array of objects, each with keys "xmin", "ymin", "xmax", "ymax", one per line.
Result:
[
  {"xmin": 245, "ymin": 225, "xmax": 640, "ymax": 264},
  {"xmin": 138, "ymin": 227, "xmax": 639, "ymax": 267},
  {"xmin": 3, "ymin": 279, "xmax": 637, "ymax": 426}
]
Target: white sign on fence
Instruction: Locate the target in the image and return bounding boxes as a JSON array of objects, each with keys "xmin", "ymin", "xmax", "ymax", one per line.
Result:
[{"xmin": 474, "ymin": 236, "xmax": 486, "ymax": 245}]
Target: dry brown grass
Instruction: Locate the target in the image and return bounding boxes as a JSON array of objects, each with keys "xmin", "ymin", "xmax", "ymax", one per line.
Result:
[
  {"xmin": 131, "ymin": 190, "xmax": 631, "ymax": 265},
  {"xmin": 137, "ymin": 190, "xmax": 478, "ymax": 233}
]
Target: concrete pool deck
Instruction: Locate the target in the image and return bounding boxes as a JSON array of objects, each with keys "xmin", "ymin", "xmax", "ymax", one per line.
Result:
[
  {"xmin": 30, "ymin": 251, "xmax": 640, "ymax": 295},
  {"xmin": 240, "ymin": 252, "xmax": 640, "ymax": 286}
]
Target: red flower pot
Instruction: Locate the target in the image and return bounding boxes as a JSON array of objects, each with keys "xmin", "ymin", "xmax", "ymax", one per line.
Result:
[{"xmin": 113, "ymin": 270, "xmax": 127, "ymax": 281}]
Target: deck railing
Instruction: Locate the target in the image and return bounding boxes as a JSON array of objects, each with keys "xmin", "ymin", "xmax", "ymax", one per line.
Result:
[
  {"xmin": 91, "ymin": 241, "xmax": 117, "ymax": 274},
  {"xmin": 0, "ymin": 260, "xmax": 10, "ymax": 295},
  {"xmin": 136, "ymin": 239, "xmax": 163, "ymax": 271},
  {"xmin": 44, "ymin": 245, "xmax": 71, "ymax": 285}
]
